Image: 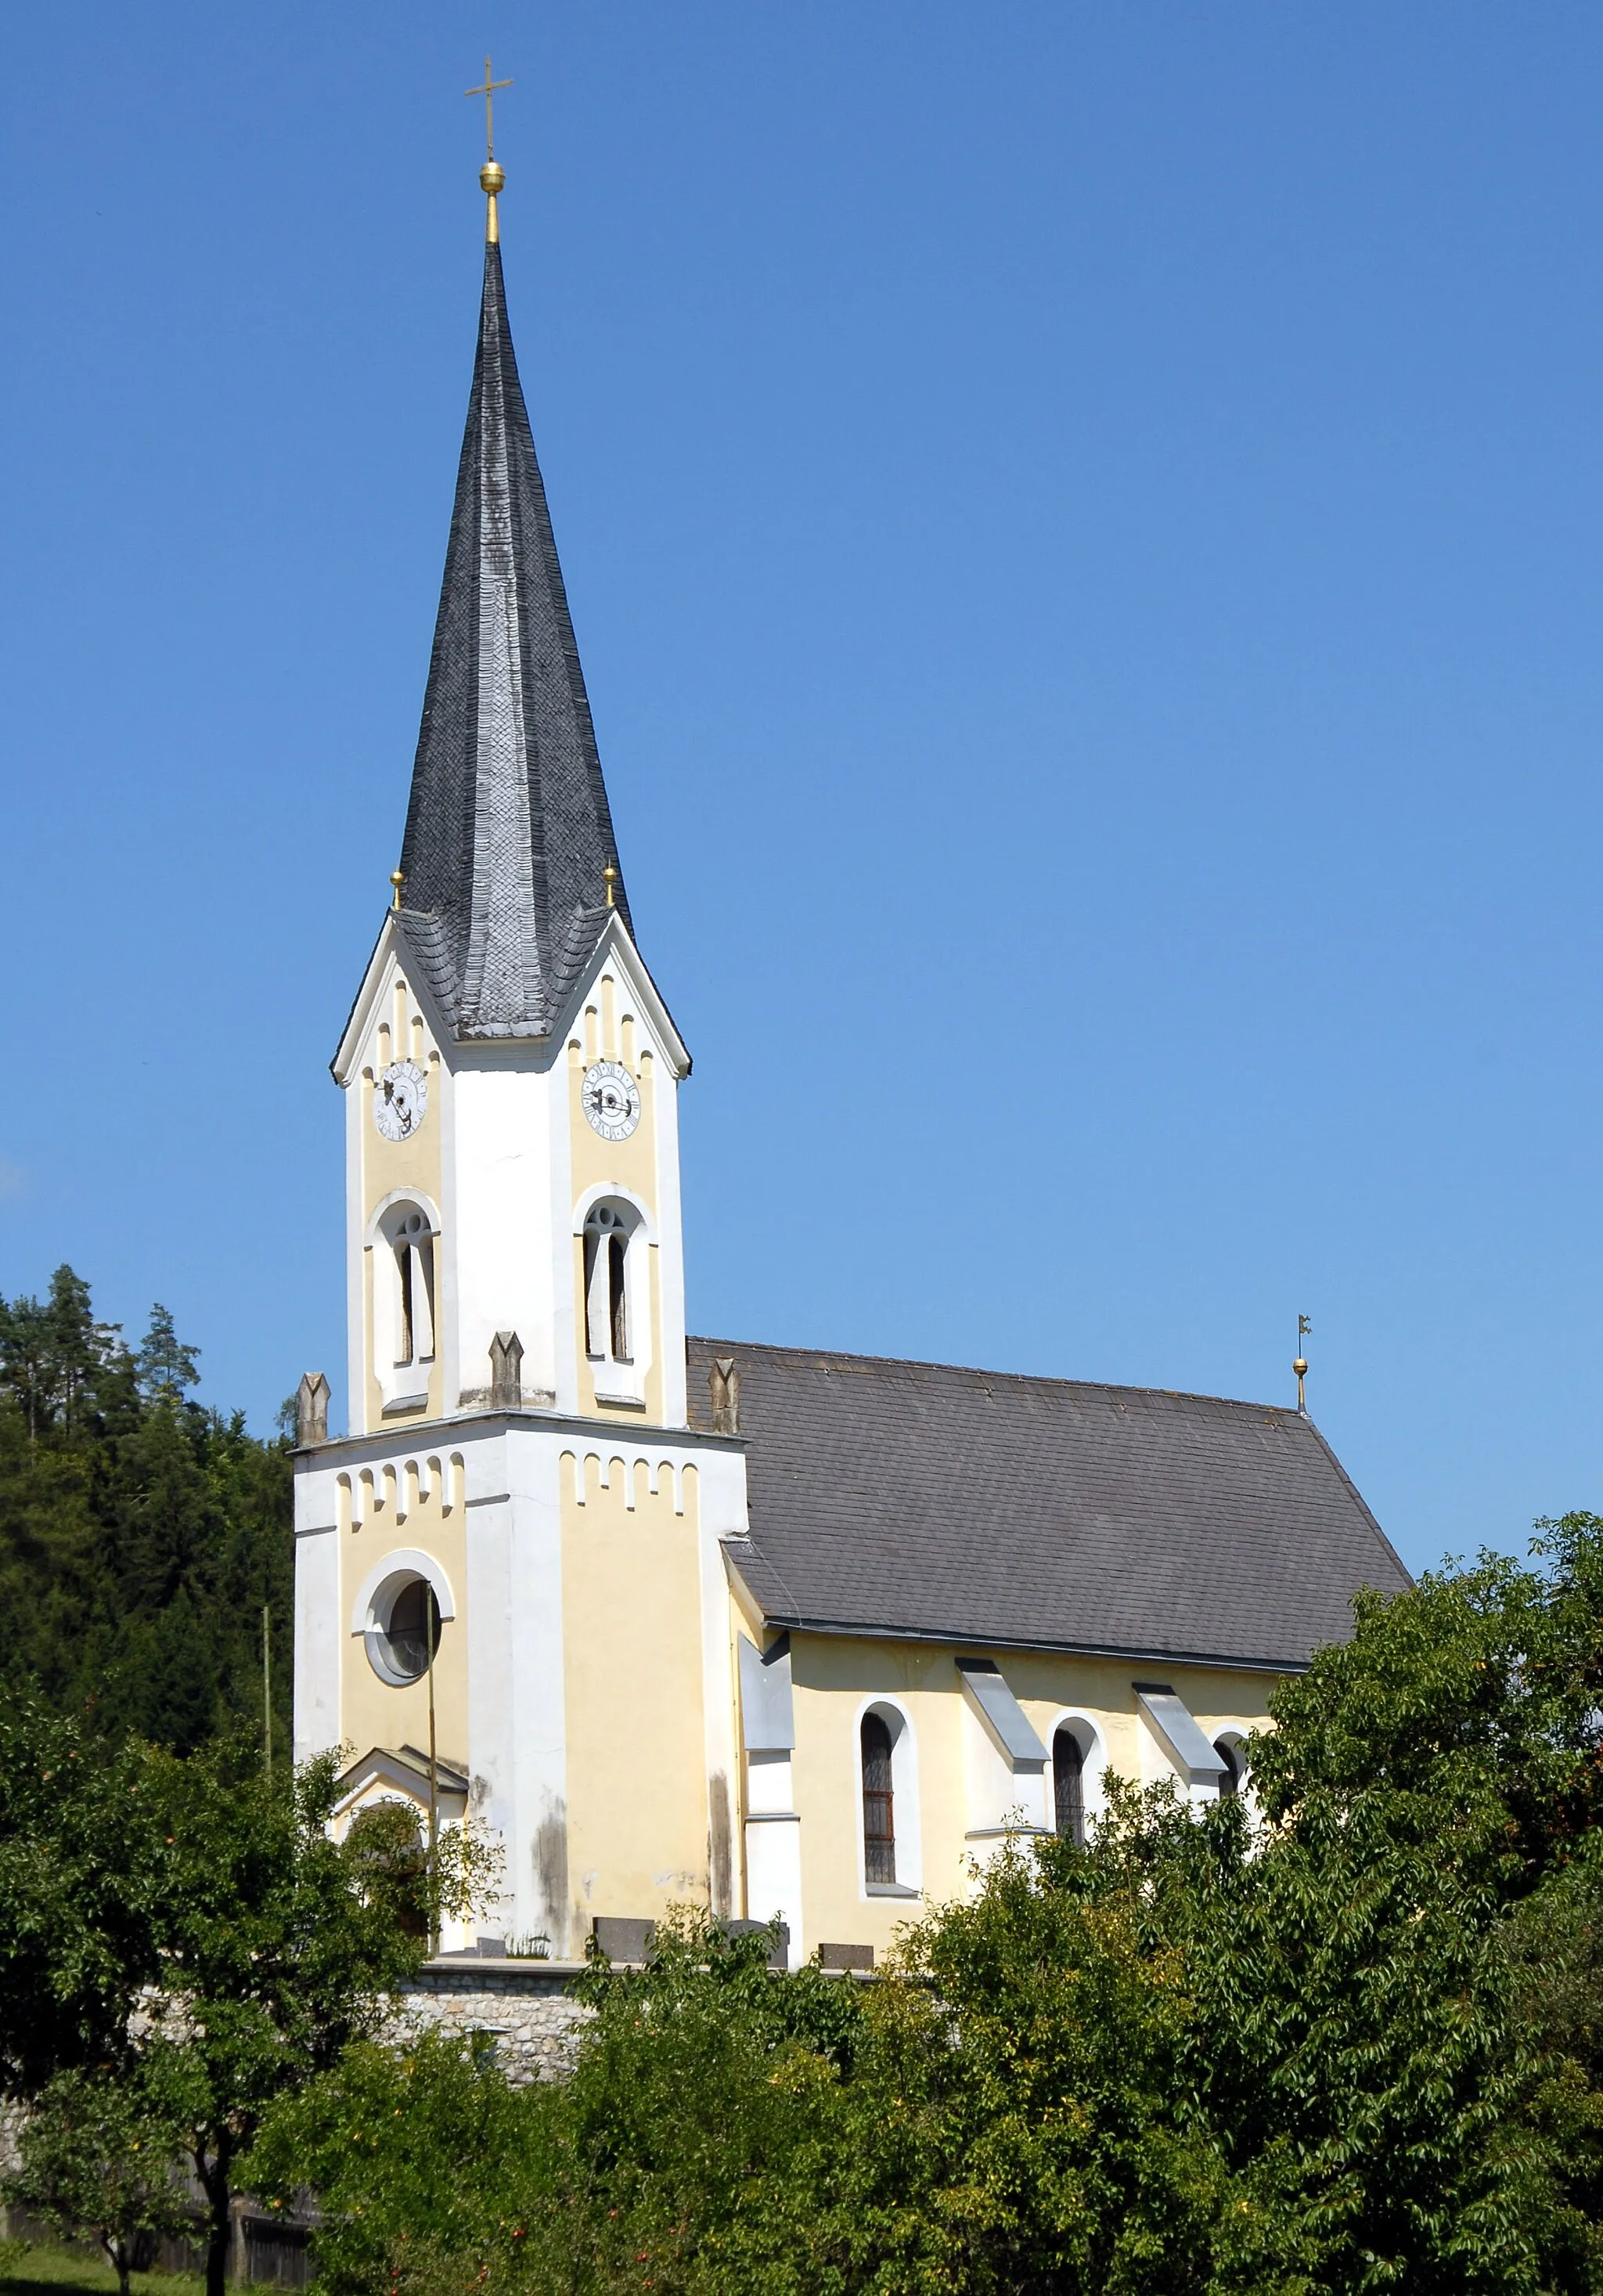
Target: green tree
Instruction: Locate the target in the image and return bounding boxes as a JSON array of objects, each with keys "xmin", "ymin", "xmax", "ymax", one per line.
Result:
[
  {"xmin": 247, "ymin": 2030, "xmax": 560, "ymax": 2296},
  {"xmin": 6, "ymin": 2067, "xmax": 193, "ymax": 2296},
  {"xmin": 0, "ymin": 1697, "xmax": 495, "ymax": 2296},
  {"xmin": 135, "ymin": 1305, "xmax": 201, "ymax": 1407}
]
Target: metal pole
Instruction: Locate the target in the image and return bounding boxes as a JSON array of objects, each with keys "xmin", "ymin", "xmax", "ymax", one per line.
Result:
[
  {"xmin": 427, "ymin": 1598, "xmax": 439, "ymax": 1955},
  {"xmin": 262, "ymin": 1604, "xmax": 272, "ymax": 1779}
]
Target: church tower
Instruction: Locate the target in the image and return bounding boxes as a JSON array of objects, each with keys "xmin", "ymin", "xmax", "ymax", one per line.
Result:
[
  {"xmin": 336, "ymin": 192, "xmax": 690, "ymax": 1432},
  {"xmin": 293, "ymin": 159, "xmax": 745, "ymax": 1956}
]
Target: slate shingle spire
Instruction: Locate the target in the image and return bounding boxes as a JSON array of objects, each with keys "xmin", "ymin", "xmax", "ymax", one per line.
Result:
[{"xmin": 396, "ymin": 220, "xmax": 631, "ymax": 1040}]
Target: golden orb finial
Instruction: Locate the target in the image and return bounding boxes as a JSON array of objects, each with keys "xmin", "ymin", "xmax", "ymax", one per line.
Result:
[
  {"xmin": 603, "ymin": 862, "xmax": 618, "ymax": 910},
  {"xmin": 465, "ymin": 58, "xmax": 513, "ymax": 243},
  {"xmin": 390, "ymin": 869, "xmax": 405, "ymax": 912},
  {"xmin": 1294, "ymin": 1314, "xmax": 1312, "ymax": 1414}
]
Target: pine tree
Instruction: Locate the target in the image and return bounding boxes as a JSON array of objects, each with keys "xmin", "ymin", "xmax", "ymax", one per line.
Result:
[{"xmin": 135, "ymin": 1304, "xmax": 200, "ymax": 1405}]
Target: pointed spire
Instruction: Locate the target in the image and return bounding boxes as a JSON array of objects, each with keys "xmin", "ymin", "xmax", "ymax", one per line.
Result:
[{"xmin": 396, "ymin": 200, "xmax": 631, "ymax": 1040}]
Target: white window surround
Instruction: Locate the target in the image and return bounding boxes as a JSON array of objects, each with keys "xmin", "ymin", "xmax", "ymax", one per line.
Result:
[
  {"xmin": 571, "ymin": 1181, "xmax": 657, "ymax": 1245},
  {"xmin": 1047, "ymin": 1710, "xmax": 1109, "ymax": 1838},
  {"xmin": 855, "ymin": 1696, "xmax": 921, "ymax": 1899},
  {"xmin": 573, "ymin": 1188, "xmax": 654, "ymax": 1405},
  {"xmin": 350, "ymin": 1548, "xmax": 458, "ymax": 1687},
  {"xmin": 365, "ymin": 1191, "xmax": 443, "ymax": 1415}
]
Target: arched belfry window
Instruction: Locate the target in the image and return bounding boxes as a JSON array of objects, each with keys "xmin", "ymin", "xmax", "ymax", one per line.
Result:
[
  {"xmin": 378, "ymin": 1203, "xmax": 436, "ymax": 1372},
  {"xmin": 583, "ymin": 1202, "xmax": 635, "ymax": 1367},
  {"xmin": 1053, "ymin": 1727, "xmax": 1086, "ymax": 1847},
  {"xmin": 861, "ymin": 1712, "xmax": 895, "ymax": 1884},
  {"xmin": 1215, "ymin": 1739, "xmax": 1241, "ymax": 1799}
]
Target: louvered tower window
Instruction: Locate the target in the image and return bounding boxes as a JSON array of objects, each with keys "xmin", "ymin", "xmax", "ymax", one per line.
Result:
[
  {"xmin": 1053, "ymin": 1727, "xmax": 1086, "ymax": 1847},
  {"xmin": 861, "ymin": 1712, "xmax": 895, "ymax": 1883},
  {"xmin": 1215, "ymin": 1739, "xmax": 1241, "ymax": 1798},
  {"xmin": 381, "ymin": 1204, "xmax": 435, "ymax": 1368}
]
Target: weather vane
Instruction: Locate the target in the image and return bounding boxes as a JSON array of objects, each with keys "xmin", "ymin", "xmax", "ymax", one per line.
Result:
[{"xmin": 1294, "ymin": 1314, "xmax": 1312, "ymax": 1415}]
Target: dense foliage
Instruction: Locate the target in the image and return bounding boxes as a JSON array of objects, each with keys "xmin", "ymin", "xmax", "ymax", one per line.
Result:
[
  {"xmin": 249, "ymin": 1519, "xmax": 1603, "ymax": 2296},
  {"xmin": 0, "ymin": 1267, "xmax": 291, "ymax": 1751},
  {"xmin": 0, "ymin": 1697, "xmax": 438, "ymax": 2296},
  {"xmin": 8, "ymin": 2066, "xmax": 196, "ymax": 2296},
  {"xmin": 2, "ymin": 1263, "xmax": 1599, "ymax": 2287}
]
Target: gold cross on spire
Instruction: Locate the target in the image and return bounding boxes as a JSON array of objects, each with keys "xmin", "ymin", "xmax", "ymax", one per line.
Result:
[{"xmin": 465, "ymin": 56, "xmax": 513, "ymax": 160}]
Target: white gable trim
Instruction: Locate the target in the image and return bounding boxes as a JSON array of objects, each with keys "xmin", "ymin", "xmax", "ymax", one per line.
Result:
[
  {"xmin": 550, "ymin": 914, "xmax": 691, "ymax": 1077},
  {"xmin": 332, "ymin": 915, "xmax": 457, "ymax": 1086}
]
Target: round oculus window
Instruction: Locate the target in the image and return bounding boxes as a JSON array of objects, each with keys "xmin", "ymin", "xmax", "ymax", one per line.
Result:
[{"xmin": 368, "ymin": 1576, "xmax": 443, "ymax": 1685}]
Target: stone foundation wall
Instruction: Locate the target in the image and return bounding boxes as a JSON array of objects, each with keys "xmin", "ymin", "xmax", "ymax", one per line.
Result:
[{"xmin": 393, "ymin": 1959, "xmax": 592, "ymax": 2085}]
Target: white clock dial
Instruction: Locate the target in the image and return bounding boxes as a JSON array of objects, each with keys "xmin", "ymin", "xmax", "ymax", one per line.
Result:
[
  {"xmin": 374, "ymin": 1059, "xmax": 428, "ymax": 1142},
  {"xmin": 581, "ymin": 1059, "xmax": 641, "ymax": 1141}
]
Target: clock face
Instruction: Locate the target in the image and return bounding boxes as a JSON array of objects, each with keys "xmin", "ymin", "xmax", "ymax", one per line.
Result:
[
  {"xmin": 374, "ymin": 1060, "xmax": 428, "ymax": 1142},
  {"xmin": 582, "ymin": 1059, "xmax": 642, "ymax": 1141}
]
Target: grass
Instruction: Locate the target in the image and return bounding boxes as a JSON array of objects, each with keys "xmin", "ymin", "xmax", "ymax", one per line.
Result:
[{"xmin": 0, "ymin": 2240, "xmax": 204, "ymax": 2296}]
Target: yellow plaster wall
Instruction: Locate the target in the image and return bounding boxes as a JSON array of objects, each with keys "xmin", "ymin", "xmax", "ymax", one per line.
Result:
[
  {"xmin": 357, "ymin": 969, "xmax": 445, "ymax": 1432},
  {"xmin": 782, "ymin": 1633, "xmax": 1280, "ymax": 1956},
  {"xmin": 337, "ymin": 1471, "xmax": 469, "ymax": 1767},
  {"xmin": 559, "ymin": 1454, "xmax": 710, "ymax": 1930},
  {"xmin": 564, "ymin": 975, "xmax": 665, "ymax": 1423}
]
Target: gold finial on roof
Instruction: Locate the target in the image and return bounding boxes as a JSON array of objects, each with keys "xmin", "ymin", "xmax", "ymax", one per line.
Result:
[
  {"xmin": 1293, "ymin": 1314, "xmax": 1312, "ymax": 1415},
  {"xmin": 603, "ymin": 862, "xmax": 618, "ymax": 909},
  {"xmin": 390, "ymin": 869, "xmax": 405, "ymax": 913},
  {"xmin": 465, "ymin": 56, "xmax": 513, "ymax": 243}
]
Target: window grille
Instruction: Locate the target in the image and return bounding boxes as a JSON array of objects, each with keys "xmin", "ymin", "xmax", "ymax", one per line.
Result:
[
  {"xmin": 861, "ymin": 1712, "xmax": 895, "ymax": 1883},
  {"xmin": 1053, "ymin": 1727, "xmax": 1086, "ymax": 1847}
]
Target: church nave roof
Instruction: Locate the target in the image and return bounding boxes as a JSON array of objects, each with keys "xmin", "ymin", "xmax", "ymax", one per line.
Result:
[{"xmin": 691, "ymin": 1336, "xmax": 1409, "ymax": 1673}]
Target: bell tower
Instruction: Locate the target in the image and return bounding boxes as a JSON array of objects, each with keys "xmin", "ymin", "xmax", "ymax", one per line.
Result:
[
  {"xmin": 293, "ymin": 151, "xmax": 744, "ymax": 1959},
  {"xmin": 328, "ymin": 164, "xmax": 691, "ymax": 1433}
]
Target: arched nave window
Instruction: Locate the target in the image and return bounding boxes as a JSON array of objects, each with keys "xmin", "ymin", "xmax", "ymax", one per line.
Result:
[
  {"xmin": 1053, "ymin": 1727, "xmax": 1086, "ymax": 1847},
  {"xmin": 861, "ymin": 1711, "xmax": 896, "ymax": 1884}
]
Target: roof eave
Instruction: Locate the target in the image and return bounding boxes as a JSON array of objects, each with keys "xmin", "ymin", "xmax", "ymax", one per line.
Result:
[{"xmin": 733, "ymin": 1596, "xmax": 1316, "ymax": 1678}]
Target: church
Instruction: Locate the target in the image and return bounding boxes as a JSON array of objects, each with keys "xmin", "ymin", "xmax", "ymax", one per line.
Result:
[{"xmin": 290, "ymin": 156, "xmax": 1410, "ymax": 1969}]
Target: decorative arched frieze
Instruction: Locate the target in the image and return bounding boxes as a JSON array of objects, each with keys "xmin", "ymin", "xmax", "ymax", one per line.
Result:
[{"xmin": 561, "ymin": 1447, "xmax": 691, "ymax": 1516}]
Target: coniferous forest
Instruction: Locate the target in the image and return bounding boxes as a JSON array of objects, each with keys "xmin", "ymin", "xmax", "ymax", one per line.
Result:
[{"xmin": 0, "ymin": 1265, "xmax": 292, "ymax": 1754}]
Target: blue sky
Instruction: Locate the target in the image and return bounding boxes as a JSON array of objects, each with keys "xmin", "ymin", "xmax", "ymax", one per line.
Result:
[{"xmin": 2, "ymin": 3, "xmax": 1601, "ymax": 1577}]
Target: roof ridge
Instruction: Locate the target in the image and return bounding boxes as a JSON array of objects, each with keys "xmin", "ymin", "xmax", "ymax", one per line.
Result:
[{"xmin": 687, "ymin": 1333, "xmax": 1302, "ymax": 1420}]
